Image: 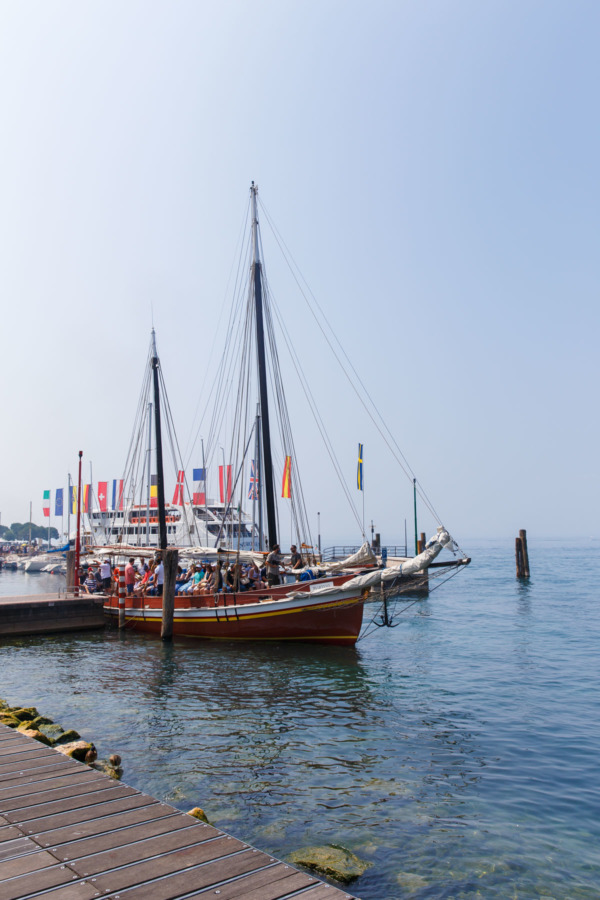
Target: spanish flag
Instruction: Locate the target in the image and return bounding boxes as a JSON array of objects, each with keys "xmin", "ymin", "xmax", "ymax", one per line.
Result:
[
  {"xmin": 357, "ymin": 443, "xmax": 364, "ymax": 491},
  {"xmin": 281, "ymin": 455, "xmax": 292, "ymax": 499}
]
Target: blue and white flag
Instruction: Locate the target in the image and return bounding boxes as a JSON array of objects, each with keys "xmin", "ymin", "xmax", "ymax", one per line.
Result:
[{"xmin": 55, "ymin": 488, "xmax": 64, "ymax": 517}]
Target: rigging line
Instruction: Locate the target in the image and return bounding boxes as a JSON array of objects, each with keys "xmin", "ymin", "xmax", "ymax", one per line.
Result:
[
  {"xmin": 183, "ymin": 198, "xmax": 253, "ymax": 463},
  {"xmin": 258, "ymin": 198, "xmax": 445, "ymax": 527},
  {"xmin": 203, "ymin": 249, "xmax": 255, "ymax": 469},
  {"xmin": 265, "ymin": 275, "xmax": 363, "ymax": 534},
  {"xmin": 158, "ymin": 366, "xmax": 201, "ymax": 546},
  {"xmin": 263, "ymin": 280, "xmax": 314, "ymax": 547}
]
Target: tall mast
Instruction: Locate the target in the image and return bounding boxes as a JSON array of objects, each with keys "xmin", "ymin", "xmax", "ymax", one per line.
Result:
[
  {"xmin": 151, "ymin": 330, "xmax": 168, "ymax": 551},
  {"xmin": 145, "ymin": 402, "xmax": 152, "ymax": 545},
  {"xmin": 251, "ymin": 182, "xmax": 277, "ymax": 549}
]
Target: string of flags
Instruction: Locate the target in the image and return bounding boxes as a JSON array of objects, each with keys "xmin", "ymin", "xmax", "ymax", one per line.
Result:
[{"xmin": 41, "ymin": 454, "xmax": 301, "ymax": 517}]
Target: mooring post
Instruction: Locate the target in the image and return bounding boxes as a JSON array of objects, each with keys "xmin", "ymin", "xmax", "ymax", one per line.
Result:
[
  {"xmin": 118, "ymin": 569, "xmax": 126, "ymax": 629},
  {"xmin": 66, "ymin": 550, "xmax": 76, "ymax": 594},
  {"xmin": 161, "ymin": 548, "xmax": 178, "ymax": 641},
  {"xmin": 417, "ymin": 532, "xmax": 426, "ymax": 554},
  {"xmin": 519, "ymin": 529, "xmax": 530, "ymax": 577},
  {"xmin": 515, "ymin": 537, "xmax": 523, "ymax": 576}
]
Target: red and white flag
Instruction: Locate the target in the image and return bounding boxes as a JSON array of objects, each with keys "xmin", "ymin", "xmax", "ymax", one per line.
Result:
[
  {"xmin": 172, "ymin": 470, "xmax": 185, "ymax": 506},
  {"xmin": 98, "ymin": 481, "xmax": 108, "ymax": 512}
]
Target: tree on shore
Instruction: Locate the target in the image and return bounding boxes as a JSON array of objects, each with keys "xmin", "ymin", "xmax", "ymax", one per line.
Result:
[{"xmin": 0, "ymin": 523, "xmax": 59, "ymax": 542}]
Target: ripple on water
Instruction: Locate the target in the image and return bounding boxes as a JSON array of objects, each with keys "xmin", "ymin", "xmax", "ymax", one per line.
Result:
[{"xmin": 1, "ymin": 540, "xmax": 600, "ymax": 898}]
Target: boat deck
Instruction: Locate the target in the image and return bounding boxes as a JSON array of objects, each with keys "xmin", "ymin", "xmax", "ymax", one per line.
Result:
[{"xmin": 0, "ymin": 724, "xmax": 357, "ymax": 899}]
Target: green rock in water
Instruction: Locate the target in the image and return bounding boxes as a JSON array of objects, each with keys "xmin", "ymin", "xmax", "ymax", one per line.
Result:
[
  {"xmin": 53, "ymin": 729, "xmax": 81, "ymax": 745},
  {"xmin": 56, "ymin": 740, "xmax": 94, "ymax": 761},
  {"xmin": 0, "ymin": 716, "xmax": 20, "ymax": 728},
  {"xmin": 9, "ymin": 707, "xmax": 39, "ymax": 722},
  {"xmin": 30, "ymin": 716, "xmax": 53, "ymax": 728},
  {"xmin": 39, "ymin": 723, "xmax": 65, "ymax": 742},
  {"xmin": 289, "ymin": 845, "xmax": 372, "ymax": 884}
]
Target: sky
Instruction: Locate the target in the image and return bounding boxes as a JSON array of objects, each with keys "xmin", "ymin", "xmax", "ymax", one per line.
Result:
[{"xmin": 0, "ymin": 0, "xmax": 598, "ymax": 547}]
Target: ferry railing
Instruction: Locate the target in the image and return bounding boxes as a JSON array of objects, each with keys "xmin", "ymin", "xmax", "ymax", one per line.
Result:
[{"xmin": 320, "ymin": 544, "xmax": 408, "ymax": 562}]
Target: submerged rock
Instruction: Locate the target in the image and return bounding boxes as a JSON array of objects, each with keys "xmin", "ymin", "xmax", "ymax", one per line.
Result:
[
  {"xmin": 53, "ymin": 729, "xmax": 81, "ymax": 745},
  {"xmin": 56, "ymin": 740, "xmax": 94, "ymax": 761},
  {"xmin": 30, "ymin": 715, "xmax": 53, "ymax": 728},
  {"xmin": 289, "ymin": 844, "xmax": 372, "ymax": 883},
  {"xmin": 39, "ymin": 723, "xmax": 66, "ymax": 742},
  {"xmin": 187, "ymin": 807, "xmax": 210, "ymax": 824},
  {"xmin": 396, "ymin": 871, "xmax": 429, "ymax": 893},
  {"xmin": 90, "ymin": 759, "xmax": 121, "ymax": 779}
]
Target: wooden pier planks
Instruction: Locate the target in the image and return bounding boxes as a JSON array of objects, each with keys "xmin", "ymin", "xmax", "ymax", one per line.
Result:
[{"xmin": 0, "ymin": 724, "xmax": 358, "ymax": 899}]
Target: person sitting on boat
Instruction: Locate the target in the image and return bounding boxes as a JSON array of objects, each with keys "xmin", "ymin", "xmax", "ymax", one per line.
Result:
[
  {"xmin": 247, "ymin": 562, "xmax": 264, "ymax": 590},
  {"xmin": 134, "ymin": 562, "xmax": 154, "ymax": 595},
  {"xmin": 93, "ymin": 564, "xmax": 103, "ymax": 592},
  {"xmin": 266, "ymin": 544, "xmax": 284, "ymax": 587},
  {"xmin": 138, "ymin": 558, "xmax": 149, "ymax": 577},
  {"xmin": 83, "ymin": 569, "xmax": 97, "ymax": 594}
]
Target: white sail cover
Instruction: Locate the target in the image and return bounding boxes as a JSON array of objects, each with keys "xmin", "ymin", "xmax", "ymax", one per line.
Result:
[
  {"xmin": 326, "ymin": 541, "xmax": 377, "ymax": 572},
  {"xmin": 293, "ymin": 528, "xmax": 454, "ymax": 597}
]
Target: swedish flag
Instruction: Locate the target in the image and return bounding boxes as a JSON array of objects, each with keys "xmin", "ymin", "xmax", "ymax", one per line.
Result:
[{"xmin": 357, "ymin": 443, "xmax": 364, "ymax": 491}]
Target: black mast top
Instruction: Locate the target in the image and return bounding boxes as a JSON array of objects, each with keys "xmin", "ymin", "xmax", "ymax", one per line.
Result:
[
  {"xmin": 151, "ymin": 329, "xmax": 168, "ymax": 551},
  {"xmin": 251, "ymin": 183, "xmax": 277, "ymax": 549}
]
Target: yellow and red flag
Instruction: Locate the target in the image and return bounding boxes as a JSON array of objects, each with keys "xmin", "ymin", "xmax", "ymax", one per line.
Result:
[
  {"xmin": 83, "ymin": 484, "xmax": 91, "ymax": 513},
  {"xmin": 281, "ymin": 455, "xmax": 292, "ymax": 499}
]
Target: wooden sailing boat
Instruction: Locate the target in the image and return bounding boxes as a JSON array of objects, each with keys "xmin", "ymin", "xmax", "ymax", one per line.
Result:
[
  {"xmin": 103, "ymin": 184, "xmax": 464, "ymax": 644},
  {"xmin": 103, "ymin": 185, "xmax": 372, "ymax": 644}
]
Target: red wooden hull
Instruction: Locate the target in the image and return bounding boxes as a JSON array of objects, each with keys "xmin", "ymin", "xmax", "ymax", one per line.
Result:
[{"xmin": 104, "ymin": 578, "xmax": 365, "ymax": 645}]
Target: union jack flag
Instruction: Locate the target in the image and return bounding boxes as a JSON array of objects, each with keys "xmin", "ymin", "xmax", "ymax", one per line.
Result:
[{"xmin": 248, "ymin": 459, "xmax": 259, "ymax": 500}]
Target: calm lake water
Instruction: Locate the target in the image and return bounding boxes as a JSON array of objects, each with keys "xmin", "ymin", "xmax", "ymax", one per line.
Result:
[{"xmin": 1, "ymin": 539, "xmax": 598, "ymax": 899}]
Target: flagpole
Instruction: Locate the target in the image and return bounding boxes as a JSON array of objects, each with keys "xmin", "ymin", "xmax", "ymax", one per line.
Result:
[
  {"xmin": 201, "ymin": 437, "xmax": 208, "ymax": 525},
  {"xmin": 67, "ymin": 474, "xmax": 71, "ymax": 546},
  {"xmin": 413, "ymin": 478, "xmax": 418, "ymax": 556},
  {"xmin": 75, "ymin": 451, "xmax": 83, "ymax": 594}
]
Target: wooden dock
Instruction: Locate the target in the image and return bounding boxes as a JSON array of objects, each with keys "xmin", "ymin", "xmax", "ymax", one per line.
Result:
[
  {"xmin": 0, "ymin": 594, "xmax": 105, "ymax": 637},
  {"xmin": 0, "ymin": 724, "xmax": 357, "ymax": 899}
]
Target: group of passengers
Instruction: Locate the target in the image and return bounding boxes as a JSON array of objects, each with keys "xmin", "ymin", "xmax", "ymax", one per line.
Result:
[{"xmin": 81, "ymin": 543, "xmax": 304, "ymax": 597}]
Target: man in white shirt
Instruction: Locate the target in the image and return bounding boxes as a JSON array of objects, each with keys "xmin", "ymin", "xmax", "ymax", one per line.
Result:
[
  {"xmin": 100, "ymin": 559, "xmax": 112, "ymax": 593},
  {"xmin": 155, "ymin": 559, "xmax": 164, "ymax": 595}
]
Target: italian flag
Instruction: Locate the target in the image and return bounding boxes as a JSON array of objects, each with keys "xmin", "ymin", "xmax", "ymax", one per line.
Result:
[{"xmin": 43, "ymin": 489, "xmax": 50, "ymax": 518}]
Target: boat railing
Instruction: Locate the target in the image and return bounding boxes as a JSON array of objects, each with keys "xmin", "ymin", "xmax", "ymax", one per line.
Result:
[{"xmin": 321, "ymin": 545, "xmax": 408, "ymax": 562}]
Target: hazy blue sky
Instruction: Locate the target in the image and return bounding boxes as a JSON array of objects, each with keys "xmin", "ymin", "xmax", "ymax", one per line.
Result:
[{"xmin": 0, "ymin": 0, "xmax": 598, "ymax": 546}]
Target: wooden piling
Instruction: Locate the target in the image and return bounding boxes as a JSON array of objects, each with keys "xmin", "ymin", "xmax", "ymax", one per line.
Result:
[
  {"xmin": 519, "ymin": 529, "xmax": 530, "ymax": 577},
  {"xmin": 65, "ymin": 550, "xmax": 76, "ymax": 593},
  {"xmin": 515, "ymin": 537, "xmax": 524, "ymax": 577},
  {"xmin": 161, "ymin": 548, "xmax": 178, "ymax": 641},
  {"xmin": 417, "ymin": 532, "xmax": 426, "ymax": 554},
  {"xmin": 118, "ymin": 568, "xmax": 126, "ymax": 629}
]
